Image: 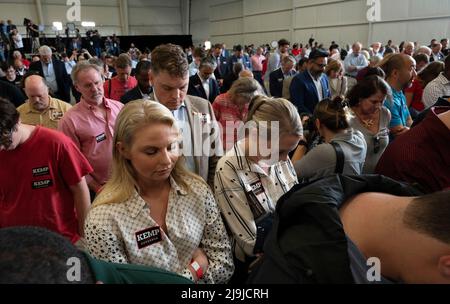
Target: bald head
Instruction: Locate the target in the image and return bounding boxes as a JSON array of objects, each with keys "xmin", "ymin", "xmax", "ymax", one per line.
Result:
[{"xmin": 24, "ymin": 75, "xmax": 50, "ymax": 112}]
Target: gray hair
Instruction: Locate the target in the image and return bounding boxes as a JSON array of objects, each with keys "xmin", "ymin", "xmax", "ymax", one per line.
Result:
[
  {"xmin": 71, "ymin": 61, "xmax": 103, "ymax": 85},
  {"xmin": 228, "ymin": 77, "xmax": 260, "ymax": 100},
  {"xmin": 199, "ymin": 57, "xmax": 217, "ymax": 70},
  {"xmin": 38, "ymin": 45, "xmax": 52, "ymax": 56}
]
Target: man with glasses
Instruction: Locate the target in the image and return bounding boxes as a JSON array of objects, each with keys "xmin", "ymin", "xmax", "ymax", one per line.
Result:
[
  {"xmin": 0, "ymin": 97, "xmax": 92, "ymax": 246},
  {"xmin": 290, "ymin": 49, "xmax": 331, "ymax": 114}
]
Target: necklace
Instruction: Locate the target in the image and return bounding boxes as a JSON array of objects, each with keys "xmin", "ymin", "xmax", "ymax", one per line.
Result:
[{"xmin": 353, "ymin": 109, "xmax": 376, "ymax": 129}]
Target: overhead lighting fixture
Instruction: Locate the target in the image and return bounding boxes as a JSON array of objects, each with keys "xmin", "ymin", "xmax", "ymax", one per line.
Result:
[
  {"xmin": 81, "ymin": 21, "xmax": 96, "ymax": 27},
  {"xmin": 52, "ymin": 21, "xmax": 63, "ymax": 31}
]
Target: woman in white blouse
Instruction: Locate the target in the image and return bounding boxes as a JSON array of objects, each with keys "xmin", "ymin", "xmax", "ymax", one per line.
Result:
[
  {"xmin": 85, "ymin": 100, "xmax": 234, "ymax": 284},
  {"xmin": 214, "ymin": 96, "xmax": 302, "ymax": 283}
]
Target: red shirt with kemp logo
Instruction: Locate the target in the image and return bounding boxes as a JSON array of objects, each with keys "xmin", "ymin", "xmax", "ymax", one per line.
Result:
[{"xmin": 0, "ymin": 126, "xmax": 93, "ymax": 243}]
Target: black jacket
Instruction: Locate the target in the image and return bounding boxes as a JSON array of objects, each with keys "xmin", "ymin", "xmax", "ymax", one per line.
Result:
[
  {"xmin": 0, "ymin": 80, "xmax": 26, "ymax": 107},
  {"xmin": 29, "ymin": 59, "xmax": 72, "ymax": 103},
  {"xmin": 187, "ymin": 74, "xmax": 220, "ymax": 103},
  {"xmin": 120, "ymin": 86, "xmax": 153, "ymax": 104},
  {"xmin": 248, "ymin": 174, "xmax": 421, "ymax": 284}
]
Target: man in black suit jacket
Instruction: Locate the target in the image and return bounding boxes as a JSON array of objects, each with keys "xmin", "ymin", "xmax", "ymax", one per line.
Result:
[
  {"xmin": 121, "ymin": 60, "xmax": 153, "ymax": 104},
  {"xmin": 0, "ymin": 80, "xmax": 26, "ymax": 107},
  {"xmin": 188, "ymin": 57, "xmax": 220, "ymax": 103},
  {"xmin": 269, "ymin": 55, "xmax": 296, "ymax": 98},
  {"xmin": 29, "ymin": 45, "xmax": 72, "ymax": 103}
]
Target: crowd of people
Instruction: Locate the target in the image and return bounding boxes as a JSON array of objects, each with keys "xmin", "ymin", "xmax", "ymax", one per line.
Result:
[{"xmin": 0, "ymin": 20, "xmax": 450, "ymax": 284}]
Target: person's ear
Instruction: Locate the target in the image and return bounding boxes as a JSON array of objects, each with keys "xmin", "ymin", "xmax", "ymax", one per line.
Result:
[
  {"xmin": 116, "ymin": 141, "xmax": 130, "ymax": 160},
  {"xmin": 438, "ymin": 255, "xmax": 450, "ymax": 278},
  {"xmin": 315, "ymin": 118, "xmax": 321, "ymax": 131}
]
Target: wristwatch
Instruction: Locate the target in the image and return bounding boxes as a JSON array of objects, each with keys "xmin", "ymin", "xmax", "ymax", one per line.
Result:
[{"xmin": 190, "ymin": 261, "xmax": 203, "ymax": 280}]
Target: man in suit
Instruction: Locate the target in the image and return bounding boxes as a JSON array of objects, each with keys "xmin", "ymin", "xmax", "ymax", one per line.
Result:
[
  {"xmin": 188, "ymin": 57, "xmax": 220, "ymax": 103},
  {"xmin": 226, "ymin": 45, "xmax": 252, "ymax": 76},
  {"xmin": 149, "ymin": 44, "xmax": 222, "ymax": 186},
  {"xmin": 29, "ymin": 45, "xmax": 72, "ymax": 103},
  {"xmin": 211, "ymin": 43, "xmax": 228, "ymax": 81},
  {"xmin": 269, "ymin": 55, "xmax": 296, "ymax": 98},
  {"xmin": 290, "ymin": 49, "xmax": 331, "ymax": 114},
  {"xmin": 121, "ymin": 60, "xmax": 153, "ymax": 104},
  {"xmin": 430, "ymin": 42, "xmax": 445, "ymax": 62}
]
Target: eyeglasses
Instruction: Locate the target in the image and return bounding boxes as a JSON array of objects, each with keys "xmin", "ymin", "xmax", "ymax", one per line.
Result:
[
  {"xmin": 0, "ymin": 127, "xmax": 14, "ymax": 149},
  {"xmin": 313, "ymin": 62, "xmax": 327, "ymax": 69}
]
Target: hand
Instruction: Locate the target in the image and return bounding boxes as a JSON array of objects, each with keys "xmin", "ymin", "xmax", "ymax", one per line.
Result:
[{"xmin": 189, "ymin": 247, "xmax": 209, "ymax": 281}]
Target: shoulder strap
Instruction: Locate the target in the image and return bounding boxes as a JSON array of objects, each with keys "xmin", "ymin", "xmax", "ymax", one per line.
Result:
[
  {"xmin": 108, "ymin": 78, "xmax": 112, "ymax": 98},
  {"xmin": 330, "ymin": 142, "xmax": 345, "ymax": 174}
]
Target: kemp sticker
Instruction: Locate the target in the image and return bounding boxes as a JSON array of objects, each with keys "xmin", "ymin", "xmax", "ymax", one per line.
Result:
[
  {"xmin": 32, "ymin": 179, "xmax": 53, "ymax": 189},
  {"xmin": 96, "ymin": 133, "xmax": 106, "ymax": 143},
  {"xmin": 32, "ymin": 166, "xmax": 50, "ymax": 177},
  {"xmin": 249, "ymin": 181, "xmax": 264, "ymax": 196},
  {"xmin": 135, "ymin": 227, "xmax": 162, "ymax": 249}
]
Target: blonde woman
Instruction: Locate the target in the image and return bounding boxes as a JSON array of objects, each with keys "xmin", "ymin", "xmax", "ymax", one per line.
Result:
[
  {"xmin": 326, "ymin": 59, "xmax": 348, "ymax": 99},
  {"xmin": 85, "ymin": 100, "xmax": 234, "ymax": 284},
  {"xmin": 214, "ymin": 96, "xmax": 302, "ymax": 283}
]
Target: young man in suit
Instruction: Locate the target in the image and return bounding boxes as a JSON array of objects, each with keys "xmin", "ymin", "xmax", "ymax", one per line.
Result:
[
  {"xmin": 289, "ymin": 49, "xmax": 331, "ymax": 114},
  {"xmin": 28, "ymin": 45, "xmax": 72, "ymax": 103},
  {"xmin": 188, "ymin": 57, "xmax": 220, "ymax": 103},
  {"xmin": 121, "ymin": 60, "xmax": 153, "ymax": 104},
  {"xmin": 269, "ymin": 55, "xmax": 296, "ymax": 98},
  {"xmin": 149, "ymin": 44, "xmax": 222, "ymax": 186}
]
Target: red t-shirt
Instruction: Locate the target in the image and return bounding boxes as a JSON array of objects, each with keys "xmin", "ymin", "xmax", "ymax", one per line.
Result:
[
  {"xmin": 0, "ymin": 126, "xmax": 93, "ymax": 243},
  {"xmin": 375, "ymin": 107, "xmax": 450, "ymax": 193},
  {"xmin": 104, "ymin": 76, "xmax": 138, "ymax": 101},
  {"xmin": 404, "ymin": 78, "xmax": 425, "ymax": 111}
]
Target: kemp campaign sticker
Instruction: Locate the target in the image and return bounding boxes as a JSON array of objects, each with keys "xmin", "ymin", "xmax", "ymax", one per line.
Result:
[
  {"xmin": 96, "ymin": 133, "xmax": 106, "ymax": 143},
  {"xmin": 32, "ymin": 166, "xmax": 50, "ymax": 177},
  {"xmin": 32, "ymin": 179, "xmax": 53, "ymax": 189},
  {"xmin": 135, "ymin": 226, "xmax": 162, "ymax": 249}
]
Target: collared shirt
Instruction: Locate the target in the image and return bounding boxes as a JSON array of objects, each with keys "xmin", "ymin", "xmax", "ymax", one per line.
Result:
[
  {"xmin": 212, "ymin": 93, "xmax": 249, "ymax": 152},
  {"xmin": 344, "ymin": 53, "xmax": 368, "ymax": 77},
  {"xmin": 58, "ymin": 97, "xmax": 124, "ymax": 186},
  {"xmin": 384, "ymin": 87, "xmax": 410, "ymax": 128},
  {"xmin": 214, "ymin": 140, "xmax": 298, "ymax": 262},
  {"xmin": 17, "ymin": 97, "xmax": 72, "ymax": 130},
  {"xmin": 85, "ymin": 176, "xmax": 234, "ymax": 284},
  {"xmin": 42, "ymin": 61, "xmax": 58, "ymax": 93},
  {"xmin": 308, "ymin": 71, "xmax": 324, "ymax": 101},
  {"xmin": 198, "ymin": 73, "xmax": 210, "ymax": 100},
  {"xmin": 422, "ymin": 73, "xmax": 450, "ymax": 108},
  {"xmin": 152, "ymin": 92, "xmax": 196, "ymax": 173}
]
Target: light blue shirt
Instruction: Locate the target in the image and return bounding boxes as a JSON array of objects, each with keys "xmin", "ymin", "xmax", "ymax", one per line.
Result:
[
  {"xmin": 42, "ymin": 60, "xmax": 58, "ymax": 93},
  {"xmin": 153, "ymin": 91, "xmax": 196, "ymax": 174},
  {"xmin": 344, "ymin": 53, "xmax": 368, "ymax": 77},
  {"xmin": 384, "ymin": 87, "xmax": 410, "ymax": 128}
]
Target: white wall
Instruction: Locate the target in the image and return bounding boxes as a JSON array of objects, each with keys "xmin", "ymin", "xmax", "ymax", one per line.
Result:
[
  {"xmin": 0, "ymin": 0, "xmax": 184, "ymax": 37},
  {"xmin": 191, "ymin": 0, "xmax": 450, "ymax": 48}
]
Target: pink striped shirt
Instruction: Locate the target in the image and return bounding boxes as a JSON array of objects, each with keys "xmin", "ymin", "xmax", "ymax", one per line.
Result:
[{"xmin": 58, "ymin": 97, "xmax": 124, "ymax": 187}]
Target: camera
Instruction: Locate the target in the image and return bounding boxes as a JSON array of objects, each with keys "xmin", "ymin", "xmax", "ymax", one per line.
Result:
[{"xmin": 23, "ymin": 18, "xmax": 31, "ymax": 26}]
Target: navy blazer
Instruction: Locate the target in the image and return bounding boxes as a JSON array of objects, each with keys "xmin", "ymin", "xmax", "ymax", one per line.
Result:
[
  {"xmin": 120, "ymin": 85, "xmax": 153, "ymax": 104},
  {"xmin": 289, "ymin": 70, "xmax": 331, "ymax": 114},
  {"xmin": 269, "ymin": 68, "xmax": 295, "ymax": 98},
  {"xmin": 187, "ymin": 74, "xmax": 220, "ymax": 103},
  {"xmin": 211, "ymin": 55, "xmax": 229, "ymax": 79},
  {"xmin": 29, "ymin": 59, "xmax": 72, "ymax": 103},
  {"xmin": 226, "ymin": 55, "xmax": 252, "ymax": 75}
]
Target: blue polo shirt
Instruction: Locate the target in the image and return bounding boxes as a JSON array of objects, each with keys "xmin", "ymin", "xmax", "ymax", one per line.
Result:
[{"xmin": 384, "ymin": 88, "xmax": 410, "ymax": 128}]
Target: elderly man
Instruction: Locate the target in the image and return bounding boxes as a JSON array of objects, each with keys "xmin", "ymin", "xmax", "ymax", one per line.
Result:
[
  {"xmin": 187, "ymin": 56, "xmax": 220, "ymax": 103},
  {"xmin": 0, "ymin": 98, "xmax": 92, "ymax": 244},
  {"xmin": 402, "ymin": 41, "xmax": 415, "ymax": 56},
  {"xmin": 344, "ymin": 42, "xmax": 369, "ymax": 78},
  {"xmin": 120, "ymin": 60, "xmax": 153, "ymax": 104},
  {"xmin": 59, "ymin": 62, "xmax": 124, "ymax": 195},
  {"xmin": 269, "ymin": 55, "xmax": 296, "ymax": 98},
  {"xmin": 29, "ymin": 45, "xmax": 72, "ymax": 103},
  {"xmin": 17, "ymin": 74, "xmax": 72, "ymax": 129},
  {"xmin": 149, "ymin": 44, "xmax": 221, "ymax": 186}
]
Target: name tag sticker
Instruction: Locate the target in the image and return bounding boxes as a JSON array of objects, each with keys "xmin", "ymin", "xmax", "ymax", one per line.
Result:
[
  {"xmin": 32, "ymin": 179, "xmax": 53, "ymax": 189},
  {"xmin": 135, "ymin": 227, "xmax": 162, "ymax": 249},
  {"xmin": 96, "ymin": 133, "xmax": 106, "ymax": 143},
  {"xmin": 32, "ymin": 166, "xmax": 50, "ymax": 177},
  {"xmin": 249, "ymin": 181, "xmax": 264, "ymax": 196}
]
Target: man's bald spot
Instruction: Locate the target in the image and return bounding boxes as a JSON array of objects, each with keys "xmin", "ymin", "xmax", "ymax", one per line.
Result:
[{"xmin": 24, "ymin": 75, "xmax": 48, "ymax": 90}]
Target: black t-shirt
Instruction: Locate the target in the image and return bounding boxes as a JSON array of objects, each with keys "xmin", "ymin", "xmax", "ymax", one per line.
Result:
[
  {"xmin": 29, "ymin": 24, "xmax": 39, "ymax": 38},
  {"xmin": 0, "ymin": 79, "xmax": 26, "ymax": 107}
]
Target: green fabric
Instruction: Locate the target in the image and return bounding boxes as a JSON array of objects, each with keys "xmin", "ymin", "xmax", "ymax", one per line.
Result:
[{"xmin": 84, "ymin": 253, "xmax": 193, "ymax": 284}]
